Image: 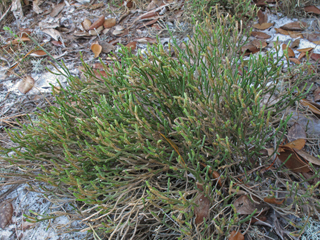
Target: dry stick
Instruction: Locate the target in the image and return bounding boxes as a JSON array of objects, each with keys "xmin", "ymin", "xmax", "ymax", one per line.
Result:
[{"xmin": 0, "ymin": 3, "xmax": 12, "ymax": 24}]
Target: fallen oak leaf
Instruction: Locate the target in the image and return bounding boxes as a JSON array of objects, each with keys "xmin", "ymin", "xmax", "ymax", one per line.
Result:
[
  {"xmin": 277, "ymin": 145, "xmax": 310, "ymax": 173},
  {"xmin": 304, "ymin": 5, "xmax": 320, "ymax": 14},
  {"xmin": 252, "ymin": 22, "xmax": 274, "ymax": 30},
  {"xmin": 275, "ymin": 28, "xmax": 289, "ymax": 35},
  {"xmin": 263, "ymin": 197, "xmax": 285, "ymax": 205},
  {"xmin": 280, "ymin": 21, "xmax": 308, "ymax": 31},
  {"xmin": 229, "ymin": 230, "xmax": 244, "ymax": 240},
  {"xmin": 251, "ymin": 31, "xmax": 271, "ymax": 39},
  {"xmin": 284, "ymin": 138, "xmax": 306, "ymax": 150},
  {"xmin": 300, "ymin": 99, "xmax": 320, "ymax": 115},
  {"xmin": 289, "ymin": 58, "xmax": 300, "ymax": 65},
  {"xmin": 282, "ymin": 43, "xmax": 295, "ymax": 57},
  {"xmin": 103, "ymin": 18, "xmax": 116, "ymax": 28},
  {"xmin": 88, "ymin": 15, "xmax": 105, "ymax": 30}
]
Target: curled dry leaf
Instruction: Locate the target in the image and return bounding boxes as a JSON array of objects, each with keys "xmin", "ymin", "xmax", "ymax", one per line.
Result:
[
  {"xmin": 103, "ymin": 18, "xmax": 116, "ymax": 28},
  {"xmin": 287, "ymin": 122, "xmax": 306, "ymax": 142},
  {"xmin": 277, "ymin": 145, "xmax": 310, "ymax": 173},
  {"xmin": 280, "ymin": 21, "xmax": 308, "ymax": 31},
  {"xmin": 30, "ymin": 50, "xmax": 47, "ymax": 57},
  {"xmin": 0, "ymin": 200, "xmax": 13, "ymax": 229},
  {"xmin": 91, "ymin": 42, "xmax": 102, "ymax": 58},
  {"xmin": 282, "ymin": 44, "xmax": 295, "ymax": 57},
  {"xmin": 297, "ymin": 52, "xmax": 306, "ymax": 60},
  {"xmin": 82, "ymin": 18, "xmax": 92, "ymax": 31},
  {"xmin": 251, "ymin": 31, "xmax": 271, "ymax": 39},
  {"xmin": 88, "ymin": 15, "xmax": 105, "ymax": 30},
  {"xmin": 126, "ymin": 42, "xmax": 137, "ymax": 51},
  {"xmin": 296, "ymin": 150, "xmax": 320, "ymax": 166},
  {"xmin": 289, "ymin": 58, "xmax": 300, "ymax": 65},
  {"xmin": 7, "ymin": 37, "xmax": 31, "ymax": 45},
  {"xmin": 18, "ymin": 76, "xmax": 35, "ymax": 94},
  {"xmin": 314, "ymin": 88, "xmax": 320, "ymax": 102},
  {"xmin": 297, "ymin": 47, "xmax": 314, "ymax": 53},
  {"xmin": 252, "ymin": 22, "xmax": 274, "ymax": 30},
  {"xmin": 113, "ymin": 25, "xmax": 125, "ymax": 35},
  {"xmin": 263, "ymin": 197, "xmax": 285, "ymax": 205},
  {"xmin": 304, "ymin": 5, "xmax": 320, "ymax": 14},
  {"xmin": 300, "ymin": 99, "xmax": 320, "ymax": 115},
  {"xmin": 257, "ymin": 9, "xmax": 268, "ymax": 24},
  {"xmin": 229, "ymin": 230, "xmax": 244, "ymax": 240}
]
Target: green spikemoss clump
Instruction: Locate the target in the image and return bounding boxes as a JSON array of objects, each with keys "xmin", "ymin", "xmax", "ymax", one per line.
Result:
[{"xmin": 2, "ymin": 15, "xmax": 309, "ymax": 238}]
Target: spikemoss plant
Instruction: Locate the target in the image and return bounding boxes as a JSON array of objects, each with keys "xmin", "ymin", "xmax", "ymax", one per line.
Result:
[{"xmin": 2, "ymin": 14, "xmax": 309, "ymax": 238}]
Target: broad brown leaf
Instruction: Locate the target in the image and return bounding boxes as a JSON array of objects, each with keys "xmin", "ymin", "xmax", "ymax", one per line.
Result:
[
  {"xmin": 304, "ymin": 5, "xmax": 320, "ymax": 14},
  {"xmin": 252, "ymin": 22, "xmax": 274, "ymax": 30},
  {"xmin": 91, "ymin": 42, "xmax": 102, "ymax": 58},
  {"xmin": 234, "ymin": 195, "xmax": 257, "ymax": 215},
  {"xmin": 251, "ymin": 39, "xmax": 267, "ymax": 49},
  {"xmin": 229, "ymin": 230, "xmax": 244, "ymax": 240},
  {"xmin": 314, "ymin": 88, "xmax": 320, "ymax": 102},
  {"xmin": 18, "ymin": 76, "xmax": 35, "ymax": 94},
  {"xmin": 282, "ymin": 44, "xmax": 295, "ymax": 57},
  {"xmin": 287, "ymin": 122, "xmax": 306, "ymax": 142},
  {"xmin": 275, "ymin": 28, "xmax": 289, "ymax": 35},
  {"xmin": 263, "ymin": 197, "xmax": 285, "ymax": 205},
  {"xmin": 285, "ymin": 139, "xmax": 306, "ymax": 150},
  {"xmin": 300, "ymin": 99, "xmax": 320, "ymax": 115},
  {"xmin": 88, "ymin": 15, "xmax": 105, "ymax": 30},
  {"xmin": 103, "ymin": 18, "xmax": 116, "ymax": 28},
  {"xmin": 280, "ymin": 21, "xmax": 308, "ymax": 31},
  {"xmin": 289, "ymin": 58, "xmax": 300, "ymax": 65},
  {"xmin": 251, "ymin": 31, "xmax": 271, "ymax": 39},
  {"xmin": 277, "ymin": 146, "xmax": 310, "ymax": 172}
]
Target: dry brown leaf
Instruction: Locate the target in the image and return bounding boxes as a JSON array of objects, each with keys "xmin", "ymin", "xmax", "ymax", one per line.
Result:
[
  {"xmin": 241, "ymin": 44, "xmax": 259, "ymax": 55},
  {"xmin": 304, "ymin": 33, "xmax": 320, "ymax": 42},
  {"xmin": 289, "ymin": 58, "xmax": 300, "ymax": 64},
  {"xmin": 18, "ymin": 76, "xmax": 35, "ymax": 94},
  {"xmin": 290, "ymin": 39, "xmax": 300, "ymax": 48},
  {"xmin": 300, "ymin": 99, "xmax": 320, "ymax": 115},
  {"xmin": 297, "ymin": 47, "xmax": 314, "ymax": 53},
  {"xmin": 282, "ymin": 44, "xmax": 295, "ymax": 57},
  {"xmin": 29, "ymin": 50, "xmax": 47, "ymax": 57},
  {"xmin": 82, "ymin": 18, "xmax": 92, "ymax": 31},
  {"xmin": 304, "ymin": 5, "xmax": 320, "ymax": 14},
  {"xmin": 287, "ymin": 122, "xmax": 306, "ymax": 142},
  {"xmin": 296, "ymin": 150, "xmax": 320, "ymax": 166},
  {"xmin": 275, "ymin": 28, "xmax": 289, "ymax": 35},
  {"xmin": 126, "ymin": 42, "xmax": 137, "ymax": 51},
  {"xmin": 51, "ymin": 40, "xmax": 63, "ymax": 47},
  {"xmin": 134, "ymin": 37, "xmax": 157, "ymax": 44},
  {"xmin": 94, "ymin": 70, "xmax": 108, "ymax": 80},
  {"xmin": 277, "ymin": 146, "xmax": 310, "ymax": 172},
  {"xmin": 140, "ymin": 11, "xmax": 158, "ymax": 20},
  {"xmin": 253, "ymin": 22, "xmax": 274, "ymax": 30},
  {"xmin": 88, "ymin": 15, "xmax": 105, "ymax": 30},
  {"xmin": 112, "ymin": 25, "xmax": 125, "ymax": 35},
  {"xmin": 194, "ymin": 183, "xmax": 210, "ymax": 225},
  {"xmin": 257, "ymin": 9, "xmax": 268, "ymax": 24},
  {"xmin": 234, "ymin": 195, "xmax": 257, "ymax": 215},
  {"xmin": 314, "ymin": 88, "xmax": 320, "ymax": 102},
  {"xmin": 89, "ymin": 26, "xmax": 104, "ymax": 36},
  {"xmin": 251, "ymin": 39, "xmax": 267, "ymax": 49},
  {"xmin": 297, "ymin": 52, "xmax": 306, "ymax": 60},
  {"xmin": 100, "ymin": 42, "xmax": 115, "ymax": 54},
  {"xmin": 50, "ymin": 2, "xmax": 65, "ymax": 17},
  {"xmin": 0, "ymin": 201, "xmax": 13, "ymax": 229},
  {"xmin": 288, "ymin": 31, "xmax": 303, "ymax": 38},
  {"xmin": 314, "ymin": 41, "xmax": 320, "ymax": 45},
  {"xmin": 229, "ymin": 230, "xmax": 244, "ymax": 240},
  {"xmin": 280, "ymin": 21, "xmax": 308, "ymax": 31},
  {"xmin": 104, "ymin": 18, "xmax": 117, "ymax": 28},
  {"xmin": 285, "ymin": 138, "xmax": 306, "ymax": 150},
  {"xmin": 91, "ymin": 42, "xmax": 102, "ymax": 58},
  {"xmin": 311, "ymin": 53, "xmax": 320, "ymax": 61},
  {"xmin": 8, "ymin": 37, "xmax": 31, "ymax": 45},
  {"xmin": 251, "ymin": 31, "xmax": 271, "ymax": 39},
  {"xmin": 263, "ymin": 197, "xmax": 285, "ymax": 205}
]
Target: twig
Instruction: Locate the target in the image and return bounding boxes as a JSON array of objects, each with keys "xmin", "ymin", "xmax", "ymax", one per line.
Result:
[{"xmin": 0, "ymin": 3, "xmax": 12, "ymax": 24}]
